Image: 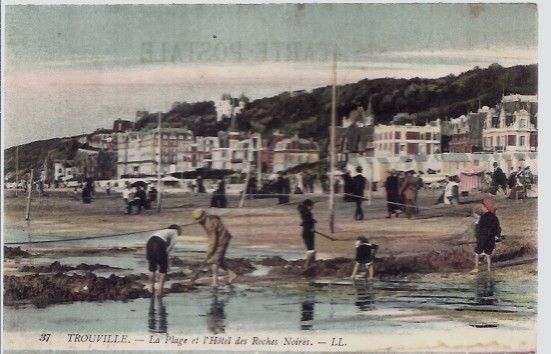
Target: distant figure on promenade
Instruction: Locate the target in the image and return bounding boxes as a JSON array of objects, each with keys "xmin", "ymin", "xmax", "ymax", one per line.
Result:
[
  {"xmin": 128, "ymin": 185, "xmax": 147, "ymax": 214},
  {"xmin": 491, "ymin": 162, "xmax": 507, "ymax": 196},
  {"xmin": 149, "ymin": 185, "xmax": 158, "ymax": 208},
  {"xmin": 385, "ymin": 170, "xmax": 400, "ymax": 218},
  {"xmin": 197, "ymin": 176, "xmax": 206, "ymax": 193},
  {"xmin": 471, "ymin": 199, "xmax": 502, "ymax": 273},
  {"xmin": 304, "ymin": 174, "xmax": 315, "ymax": 193},
  {"xmin": 146, "ymin": 224, "xmax": 181, "ymax": 296},
  {"xmin": 341, "ymin": 170, "xmax": 354, "ymax": 202},
  {"xmin": 350, "ymin": 236, "xmax": 378, "ymax": 280},
  {"xmin": 414, "ymin": 173, "xmax": 424, "ymax": 215},
  {"xmin": 352, "ymin": 166, "xmax": 367, "ymax": 220},
  {"xmin": 82, "ymin": 186, "xmax": 92, "ymax": 204},
  {"xmin": 276, "ymin": 171, "xmax": 290, "ymax": 204},
  {"xmin": 522, "ymin": 166, "xmax": 533, "ymax": 190},
  {"xmin": 210, "ymin": 178, "xmax": 227, "ymax": 208},
  {"xmin": 122, "ymin": 184, "xmax": 131, "ymax": 211},
  {"xmin": 105, "ymin": 182, "xmax": 111, "ymax": 195},
  {"xmin": 507, "ymin": 167, "xmax": 516, "ymax": 186},
  {"xmin": 297, "ymin": 199, "xmax": 317, "ymax": 270},
  {"xmin": 400, "ymin": 170, "xmax": 417, "ymax": 218},
  {"xmin": 444, "ymin": 176, "xmax": 459, "ymax": 205},
  {"xmin": 192, "ymin": 208, "xmax": 237, "ymax": 287}
]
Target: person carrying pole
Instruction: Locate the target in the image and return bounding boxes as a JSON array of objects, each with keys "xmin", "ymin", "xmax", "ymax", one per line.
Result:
[
  {"xmin": 192, "ymin": 208, "xmax": 237, "ymax": 287},
  {"xmin": 298, "ymin": 199, "xmax": 317, "ymax": 270},
  {"xmin": 146, "ymin": 224, "xmax": 182, "ymax": 297}
]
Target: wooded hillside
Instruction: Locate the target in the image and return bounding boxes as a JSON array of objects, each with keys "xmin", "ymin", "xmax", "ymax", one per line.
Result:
[{"xmin": 4, "ymin": 63, "xmax": 537, "ymax": 179}]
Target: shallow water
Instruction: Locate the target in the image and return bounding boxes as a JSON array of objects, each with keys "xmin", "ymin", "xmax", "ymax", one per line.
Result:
[
  {"xmin": 9, "ymin": 231, "xmax": 308, "ymax": 273},
  {"xmin": 5, "ymin": 274, "xmax": 536, "ymax": 333}
]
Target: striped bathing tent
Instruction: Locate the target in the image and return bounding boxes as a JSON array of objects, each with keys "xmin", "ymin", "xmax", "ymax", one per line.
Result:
[{"xmin": 458, "ymin": 166, "xmax": 487, "ymax": 192}]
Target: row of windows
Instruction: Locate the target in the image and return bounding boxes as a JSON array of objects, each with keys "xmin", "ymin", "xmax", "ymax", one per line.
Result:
[
  {"xmin": 485, "ymin": 118, "xmax": 528, "ymax": 130},
  {"xmin": 484, "ymin": 135, "xmax": 527, "ymax": 147},
  {"xmin": 374, "ymin": 131, "xmax": 440, "ymax": 141}
]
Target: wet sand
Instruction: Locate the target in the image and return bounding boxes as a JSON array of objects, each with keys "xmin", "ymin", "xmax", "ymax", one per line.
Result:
[
  {"xmin": 3, "ymin": 189, "xmax": 539, "ymax": 352},
  {"xmin": 3, "ymin": 189, "xmax": 537, "ymax": 306}
]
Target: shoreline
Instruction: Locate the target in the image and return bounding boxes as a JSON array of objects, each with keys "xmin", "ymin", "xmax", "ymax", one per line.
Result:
[{"xmin": 3, "ymin": 190, "xmax": 538, "ymax": 308}]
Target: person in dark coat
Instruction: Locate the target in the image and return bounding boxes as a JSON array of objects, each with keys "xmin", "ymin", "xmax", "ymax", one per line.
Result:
[
  {"xmin": 298, "ymin": 199, "xmax": 317, "ymax": 270},
  {"xmin": 276, "ymin": 172, "xmax": 290, "ymax": 204},
  {"xmin": 341, "ymin": 170, "xmax": 354, "ymax": 202},
  {"xmin": 149, "ymin": 186, "xmax": 158, "ymax": 206},
  {"xmin": 210, "ymin": 178, "xmax": 227, "ymax": 208},
  {"xmin": 491, "ymin": 162, "xmax": 507, "ymax": 195},
  {"xmin": 384, "ymin": 170, "xmax": 400, "ymax": 218},
  {"xmin": 507, "ymin": 167, "xmax": 517, "ymax": 189},
  {"xmin": 197, "ymin": 176, "xmax": 206, "ymax": 193},
  {"xmin": 351, "ymin": 166, "xmax": 367, "ymax": 220},
  {"xmin": 128, "ymin": 185, "xmax": 147, "ymax": 214},
  {"xmin": 471, "ymin": 198, "xmax": 502, "ymax": 273}
]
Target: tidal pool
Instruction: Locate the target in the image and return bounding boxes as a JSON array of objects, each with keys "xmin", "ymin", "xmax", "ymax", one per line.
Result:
[{"xmin": 4, "ymin": 274, "xmax": 537, "ymax": 352}]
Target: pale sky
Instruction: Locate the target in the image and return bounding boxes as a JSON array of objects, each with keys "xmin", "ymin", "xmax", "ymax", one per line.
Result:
[{"xmin": 1, "ymin": 2, "xmax": 542, "ymax": 147}]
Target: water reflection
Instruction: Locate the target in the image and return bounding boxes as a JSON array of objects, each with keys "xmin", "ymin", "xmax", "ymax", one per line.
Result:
[
  {"xmin": 300, "ymin": 299, "xmax": 315, "ymax": 330},
  {"xmin": 355, "ymin": 282, "xmax": 375, "ymax": 312},
  {"xmin": 148, "ymin": 296, "xmax": 168, "ymax": 333},
  {"xmin": 474, "ymin": 273, "xmax": 495, "ymax": 305},
  {"xmin": 206, "ymin": 290, "xmax": 228, "ymax": 334}
]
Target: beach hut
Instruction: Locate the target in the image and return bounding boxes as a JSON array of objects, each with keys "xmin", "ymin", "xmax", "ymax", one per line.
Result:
[{"xmin": 458, "ymin": 166, "xmax": 486, "ymax": 193}]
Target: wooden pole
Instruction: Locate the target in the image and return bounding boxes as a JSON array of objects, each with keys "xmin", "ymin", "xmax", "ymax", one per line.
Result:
[
  {"xmin": 257, "ymin": 133, "xmax": 262, "ymax": 184},
  {"xmin": 239, "ymin": 162, "xmax": 252, "ymax": 208},
  {"xmin": 329, "ymin": 53, "xmax": 337, "ymax": 233},
  {"xmin": 15, "ymin": 146, "xmax": 19, "ymax": 197},
  {"xmin": 368, "ymin": 158, "xmax": 373, "ymax": 206},
  {"xmin": 157, "ymin": 112, "xmax": 162, "ymax": 212},
  {"xmin": 25, "ymin": 170, "xmax": 33, "ymax": 221}
]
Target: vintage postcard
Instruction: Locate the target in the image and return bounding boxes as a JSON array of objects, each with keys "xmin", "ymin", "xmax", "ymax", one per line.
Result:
[{"xmin": 1, "ymin": 2, "xmax": 544, "ymax": 352}]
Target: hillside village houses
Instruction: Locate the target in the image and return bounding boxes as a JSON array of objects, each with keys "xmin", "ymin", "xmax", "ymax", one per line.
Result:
[
  {"xmin": 345, "ymin": 94, "xmax": 538, "ymax": 185},
  {"xmin": 482, "ymin": 94, "xmax": 538, "ymax": 153},
  {"xmin": 46, "ymin": 94, "xmax": 537, "ymax": 191}
]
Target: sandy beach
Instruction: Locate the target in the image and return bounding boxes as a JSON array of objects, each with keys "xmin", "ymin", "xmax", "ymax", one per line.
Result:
[{"xmin": 2, "ymin": 187, "xmax": 538, "ymax": 352}]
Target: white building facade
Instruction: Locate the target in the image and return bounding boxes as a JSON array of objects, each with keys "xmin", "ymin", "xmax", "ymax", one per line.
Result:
[
  {"xmin": 272, "ymin": 135, "xmax": 319, "ymax": 172},
  {"xmin": 482, "ymin": 95, "xmax": 537, "ymax": 153},
  {"xmin": 211, "ymin": 133, "xmax": 262, "ymax": 172},
  {"xmin": 373, "ymin": 120, "xmax": 442, "ymax": 157},
  {"xmin": 117, "ymin": 127, "xmax": 194, "ymax": 177}
]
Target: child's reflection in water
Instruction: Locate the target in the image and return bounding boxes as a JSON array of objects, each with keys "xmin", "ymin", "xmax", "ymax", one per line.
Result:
[{"xmin": 148, "ymin": 296, "xmax": 168, "ymax": 334}]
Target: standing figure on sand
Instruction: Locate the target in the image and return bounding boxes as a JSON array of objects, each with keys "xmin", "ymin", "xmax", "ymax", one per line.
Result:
[
  {"xmin": 472, "ymin": 198, "xmax": 502, "ymax": 273},
  {"xmin": 385, "ymin": 169, "xmax": 401, "ymax": 218},
  {"xmin": 298, "ymin": 199, "xmax": 317, "ymax": 270},
  {"xmin": 400, "ymin": 170, "xmax": 417, "ymax": 219},
  {"xmin": 192, "ymin": 208, "xmax": 237, "ymax": 287},
  {"xmin": 352, "ymin": 166, "xmax": 367, "ymax": 220},
  {"xmin": 146, "ymin": 224, "xmax": 182, "ymax": 296}
]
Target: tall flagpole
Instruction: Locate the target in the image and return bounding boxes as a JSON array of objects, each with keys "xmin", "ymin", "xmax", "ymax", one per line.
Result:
[
  {"xmin": 329, "ymin": 53, "xmax": 337, "ymax": 233},
  {"xmin": 15, "ymin": 145, "xmax": 19, "ymax": 197},
  {"xmin": 157, "ymin": 112, "xmax": 162, "ymax": 212},
  {"xmin": 25, "ymin": 170, "xmax": 33, "ymax": 221}
]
